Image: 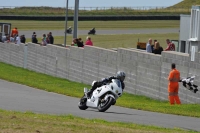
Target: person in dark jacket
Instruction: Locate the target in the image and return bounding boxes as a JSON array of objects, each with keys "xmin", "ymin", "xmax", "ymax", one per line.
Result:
[
  {"xmin": 32, "ymin": 34, "xmax": 38, "ymax": 44},
  {"xmin": 77, "ymin": 38, "xmax": 84, "ymax": 47},
  {"xmin": 20, "ymin": 35, "xmax": 26, "ymax": 43},
  {"xmin": 153, "ymin": 42, "xmax": 163, "ymax": 55},
  {"xmin": 49, "ymin": 32, "xmax": 54, "ymax": 44},
  {"xmin": 32, "ymin": 32, "xmax": 36, "ymax": 42}
]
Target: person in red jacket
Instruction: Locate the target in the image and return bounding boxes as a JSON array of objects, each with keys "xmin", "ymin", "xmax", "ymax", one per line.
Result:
[
  {"xmin": 168, "ymin": 63, "xmax": 181, "ymax": 105},
  {"xmin": 165, "ymin": 39, "xmax": 175, "ymax": 51},
  {"xmin": 85, "ymin": 36, "xmax": 93, "ymax": 46}
]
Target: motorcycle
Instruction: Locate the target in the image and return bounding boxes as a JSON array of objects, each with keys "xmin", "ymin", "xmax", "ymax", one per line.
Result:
[
  {"xmin": 88, "ymin": 28, "xmax": 96, "ymax": 35},
  {"xmin": 78, "ymin": 79, "xmax": 123, "ymax": 112},
  {"xmin": 65, "ymin": 27, "xmax": 72, "ymax": 34}
]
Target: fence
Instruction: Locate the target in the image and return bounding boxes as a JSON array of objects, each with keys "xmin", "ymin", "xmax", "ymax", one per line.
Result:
[
  {"xmin": 0, "ymin": 6, "xmax": 191, "ymax": 16},
  {"xmin": 0, "ymin": 42, "xmax": 199, "ymax": 104}
]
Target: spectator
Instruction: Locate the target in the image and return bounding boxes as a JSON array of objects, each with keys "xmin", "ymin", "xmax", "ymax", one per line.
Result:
[
  {"xmin": 46, "ymin": 33, "xmax": 50, "ymax": 44},
  {"xmin": 49, "ymin": 32, "xmax": 54, "ymax": 44},
  {"xmin": 165, "ymin": 39, "xmax": 175, "ymax": 51},
  {"xmin": 20, "ymin": 35, "xmax": 26, "ymax": 43},
  {"xmin": 71, "ymin": 38, "xmax": 78, "ymax": 46},
  {"xmin": 32, "ymin": 34, "xmax": 38, "ymax": 44},
  {"xmin": 77, "ymin": 38, "xmax": 84, "ymax": 47},
  {"xmin": 11, "ymin": 27, "xmax": 18, "ymax": 37},
  {"xmin": 10, "ymin": 35, "xmax": 15, "ymax": 43},
  {"xmin": 146, "ymin": 38, "xmax": 152, "ymax": 53},
  {"xmin": 153, "ymin": 42, "xmax": 163, "ymax": 55},
  {"xmin": 13, "ymin": 34, "xmax": 17, "ymax": 42},
  {"xmin": 85, "ymin": 36, "xmax": 93, "ymax": 46},
  {"xmin": 1, "ymin": 34, "xmax": 7, "ymax": 43},
  {"xmin": 32, "ymin": 32, "xmax": 36, "ymax": 42},
  {"xmin": 6, "ymin": 34, "xmax": 10, "ymax": 43},
  {"xmin": 41, "ymin": 34, "xmax": 47, "ymax": 46},
  {"xmin": 15, "ymin": 34, "xmax": 21, "ymax": 45},
  {"xmin": 152, "ymin": 39, "xmax": 157, "ymax": 53},
  {"xmin": 168, "ymin": 63, "xmax": 181, "ymax": 105}
]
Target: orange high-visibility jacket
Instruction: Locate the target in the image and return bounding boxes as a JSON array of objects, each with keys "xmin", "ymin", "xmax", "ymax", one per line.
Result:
[
  {"xmin": 168, "ymin": 69, "xmax": 180, "ymax": 92},
  {"xmin": 11, "ymin": 28, "xmax": 18, "ymax": 37}
]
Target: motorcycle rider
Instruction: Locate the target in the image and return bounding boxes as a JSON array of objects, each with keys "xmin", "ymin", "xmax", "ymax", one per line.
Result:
[
  {"xmin": 91, "ymin": 28, "xmax": 95, "ymax": 32},
  {"xmin": 66, "ymin": 26, "xmax": 72, "ymax": 33},
  {"xmin": 89, "ymin": 28, "xmax": 95, "ymax": 34},
  {"xmin": 86, "ymin": 71, "xmax": 126, "ymax": 98}
]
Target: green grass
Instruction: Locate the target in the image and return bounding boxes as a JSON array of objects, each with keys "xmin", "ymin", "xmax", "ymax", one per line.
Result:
[
  {"xmin": 0, "ymin": 109, "xmax": 194, "ymax": 133},
  {"xmin": 26, "ymin": 33, "xmax": 179, "ymax": 49},
  {"xmin": 0, "ymin": 5, "xmax": 191, "ymax": 16},
  {"xmin": 170, "ymin": 0, "xmax": 200, "ymax": 8},
  {"xmin": 0, "ymin": 62, "xmax": 200, "ymax": 118},
  {"xmin": 0, "ymin": 20, "xmax": 180, "ymax": 30}
]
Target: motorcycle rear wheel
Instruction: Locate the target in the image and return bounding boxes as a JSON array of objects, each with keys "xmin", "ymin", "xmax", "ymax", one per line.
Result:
[
  {"xmin": 98, "ymin": 97, "xmax": 114, "ymax": 112},
  {"xmin": 78, "ymin": 95, "xmax": 88, "ymax": 110}
]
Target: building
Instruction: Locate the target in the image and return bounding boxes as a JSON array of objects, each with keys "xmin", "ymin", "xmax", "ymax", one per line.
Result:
[{"xmin": 179, "ymin": 6, "xmax": 200, "ymax": 61}]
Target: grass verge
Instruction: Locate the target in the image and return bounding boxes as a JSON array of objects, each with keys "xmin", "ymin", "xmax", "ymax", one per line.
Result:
[
  {"xmin": 0, "ymin": 62, "xmax": 200, "ymax": 118},
  {"xmin": 0, "ymin": 109, "xmax": 196, "ymax": 133},
  {"xmin": 0, "ymin": 20, "xmax": 180, "ymax": 30}
]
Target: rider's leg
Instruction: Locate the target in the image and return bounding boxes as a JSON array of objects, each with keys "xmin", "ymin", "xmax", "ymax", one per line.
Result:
[{"xmin": 87, "ymin": 81, "xmax": 102, "ymax": 97}]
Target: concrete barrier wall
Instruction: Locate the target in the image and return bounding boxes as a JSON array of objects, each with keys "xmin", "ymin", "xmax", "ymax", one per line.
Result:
[
  {"xmin": 0, "ymin": 43, "xmax": 25, "ymax": 67},
  {"xmin": 117, "ymin": 48, "xmax": 162, "ymax": 99},
  {"xmin": 0, "ymin": 42, "xmax": 199, "ymax": 104},
  {"xmin": 68, "ymin": 46, "xmax": 84, "ymax": 83}
]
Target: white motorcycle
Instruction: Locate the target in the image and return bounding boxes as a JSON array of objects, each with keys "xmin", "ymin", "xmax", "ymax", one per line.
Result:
[{"xmin": 78, "ymin": 79, "xmax": 123, "ymax": 112}]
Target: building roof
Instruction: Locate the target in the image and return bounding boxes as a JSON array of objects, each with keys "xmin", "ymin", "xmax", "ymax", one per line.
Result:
[{"xmin": 0, "ymin": 22, "xmax": 11, "ymax": 26}]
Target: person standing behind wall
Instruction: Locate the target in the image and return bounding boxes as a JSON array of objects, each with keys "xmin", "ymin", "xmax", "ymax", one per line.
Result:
[
  {"xmin": 49, "ymin": 32, "xmax": 54, "ymax": 44},
  {"xmin": 146, "ymin": 38, "xmax": 152, "ymax": 53},
  {"xmin": 32, "ymin": 34, "xmax": 38, "ymax": 44},
  {"xmin": 11, "ymin": 27, "xmax": 18, "ymax": 37},
  {"xmin": 41, "ymin": 34, "xmax": 47, "ymax": 46},
  {"xmin": 85, "ymin": 36, "xmax": 93, "ymax": 46},
  {"xmin": 153, "ymin": 42, "xmax": 163, "ymax": 55},
  {"xmin": 165, "ymin": 39, "xmax": 175, "ymax": 51},
  {"xmin": 168, "ymin": 63, "xmax": 181, "ymax": 105},
  {"xmin": 15, "ymin": 34, "xmax": 21, "ymax": 45}
]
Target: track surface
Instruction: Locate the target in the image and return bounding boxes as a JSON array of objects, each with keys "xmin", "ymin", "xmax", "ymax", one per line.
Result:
[
  {"xmin": 20, "ymin": 28, "xmax": 179, "ymax": 38},
  {"xmin": 0, "ymin": 79, "xmax": 199, "ymax": 132}
]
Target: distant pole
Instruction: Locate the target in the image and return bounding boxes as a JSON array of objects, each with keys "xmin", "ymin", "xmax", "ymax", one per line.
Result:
[
  {"xmin": 73, "ymin": 0, "xmax": 79, "ymax": 39},
  {"xmin": 64, "ymin": 0, "xmax": 69, "ymax": 47}
]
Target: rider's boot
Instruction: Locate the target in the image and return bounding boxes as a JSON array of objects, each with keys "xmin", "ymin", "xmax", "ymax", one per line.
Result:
[
  {"xmin": 86, "ymin": 90, "xmax": 92, "ymax": 98},
  {"xmin": 86, "ymin": 82, "xmax": 98, "ymax": 98}
]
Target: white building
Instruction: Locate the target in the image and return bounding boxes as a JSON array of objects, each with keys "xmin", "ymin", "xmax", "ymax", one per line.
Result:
[{"xmin": 179, "ymin": 6, "xmax": 200, "ymax": 58}]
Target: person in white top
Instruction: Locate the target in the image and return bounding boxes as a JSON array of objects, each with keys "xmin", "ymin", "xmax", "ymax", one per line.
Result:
[
  {"xmin": 15, "ymin": 35, "xmax": 21, "ymax": 45},
  {"xmin": 146, "ymin": 38, "xmax": 152, "ymax": 53}
]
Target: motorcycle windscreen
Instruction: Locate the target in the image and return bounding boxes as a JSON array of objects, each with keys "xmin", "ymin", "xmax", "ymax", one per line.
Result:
[{"xmin": 113, "ymin": 79, "xmax": 121, "ymax": 88}]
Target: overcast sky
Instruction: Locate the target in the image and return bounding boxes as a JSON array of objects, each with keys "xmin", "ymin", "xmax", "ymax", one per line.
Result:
[{"xmin": 1, "ymin": 0, "xmax": 183, "ymax": 7}]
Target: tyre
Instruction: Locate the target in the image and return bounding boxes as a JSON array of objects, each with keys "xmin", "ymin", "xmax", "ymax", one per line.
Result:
[
  {"xmin": 98, "ymin": 97, "xmax": 115, "ymax": 112},
  {"xmin": 78, "ymin": 95, "xmax": 88, "ymax": 110}
]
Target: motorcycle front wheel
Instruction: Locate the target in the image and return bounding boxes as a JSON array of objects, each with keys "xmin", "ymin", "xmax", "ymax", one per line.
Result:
[
  {"xmin": 98, "ymin": 97, "xmax": 114, "ymax": 112},
  {"xmin": 78, "ymin": 95, "xmax": 88, "ymax": 110}
]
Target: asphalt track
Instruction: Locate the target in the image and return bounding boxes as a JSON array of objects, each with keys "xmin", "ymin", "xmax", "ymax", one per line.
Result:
[
  {"xmin": 0, "ymin": 79, "xmax": 200, "ymax": 132},
  {"xmin": 20, "ymin": 28, "xmax": 179, "ymax": 38}
]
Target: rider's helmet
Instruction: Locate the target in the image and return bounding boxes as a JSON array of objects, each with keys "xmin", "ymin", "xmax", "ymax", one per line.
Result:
[{"xmin": 116, "ymin": 71, "xmax": 126, "ymax": 82}]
